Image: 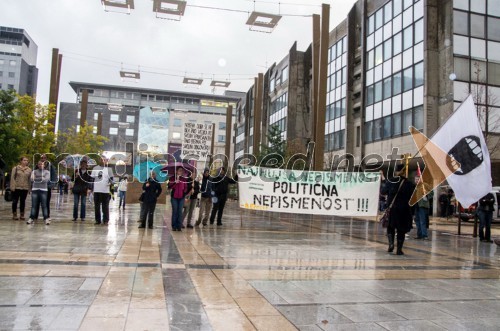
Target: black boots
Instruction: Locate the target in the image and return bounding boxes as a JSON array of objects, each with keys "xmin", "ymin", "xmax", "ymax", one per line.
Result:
[
  {"xmin": 387, "ymin": 233, "xmax": 395, "ymax": 252},
  {"xmin": 396, "ymin": 238, "xmax": 405, "ymax": 255}
]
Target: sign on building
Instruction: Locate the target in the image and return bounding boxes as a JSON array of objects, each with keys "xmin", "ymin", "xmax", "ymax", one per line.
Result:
[{"xmin": 181, "ymin": 122, "xmax": 213, "ymax": 159}]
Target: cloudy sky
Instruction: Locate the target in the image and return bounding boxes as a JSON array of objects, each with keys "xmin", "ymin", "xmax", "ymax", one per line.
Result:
[{"xmin": 1, "ymin": 0, "xmax": 357, "ymax": 105}]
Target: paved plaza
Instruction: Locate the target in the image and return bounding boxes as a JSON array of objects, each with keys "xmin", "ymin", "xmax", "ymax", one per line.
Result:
[{"xmin": 0, "ymin": 192, "xmax": 499, "ymax": 331}]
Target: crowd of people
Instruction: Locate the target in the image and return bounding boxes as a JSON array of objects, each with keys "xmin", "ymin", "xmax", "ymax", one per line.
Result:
[{"xmin": 2, "ymin": 155, "xmax": 497, "ymax": 252}]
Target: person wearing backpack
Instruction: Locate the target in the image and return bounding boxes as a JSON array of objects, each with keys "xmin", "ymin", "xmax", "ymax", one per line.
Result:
[{"xmin": 10, "ymin": 157, "xmax": 32, "ymax": 220}]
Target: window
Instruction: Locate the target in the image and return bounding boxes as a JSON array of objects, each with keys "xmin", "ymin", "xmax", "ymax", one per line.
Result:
[
  {"xmin": 126, "ymin": 115, "xmax": 135, "ymax": 123},
  {"xmin": 8, "ymin": 72, "xmax": 14, "ymax": 78},
  {"xmin": 383, "ymin": 77, "xmax": 392, "ymax": 99},
  {"xmin": 219, "ymin": 122, "xmax": 226, "ymax": 130},
  {"xmin": 93, "ymin": 127, "xmax": 97, "ymax": 134},
  {"xmin": 0, "ymin": 71, "xmax": 2, "ymax": 77},
  {"xmin": 403, "ymin": 26, "xmax": 413, "ymax": 50},
  {"xmin": 365, "ymin": 121, "xmax": 373, "ymax": 143},
  {"xmin": 367, "ymin": 85, "xmax": 374, "ymax": 105},
  {"xmin": 403, "ymin": 67, "xmax": 413, "ymax": 91},
  {"xmin": 77, "ymin": 112, "xmax": 81, "ymax": 119},
  {"xmin": 384, "ymin": 2, "xmax": 392, "ymax": 24},
  {"xmin": 488, "ymin": 17, "xmax": 500, "ymax": 41},
  {"xmin": 172, "ymin": 132, "xmax": 181, "ymax": 139},
  {"xmin": 403, "ymin": 109, "xmax": 412, "ymax": 131},
  {"xmin": 8, "ymin": 84, "xmax": 14, "ymax": 89},
  {"xmin": 414, "ymin": 106, "xmax": 424, "ymax": 130},
  {"xmin": 393, "ymin": 71, "xmax": 402, "ymax": 95},
  {"xmin": 94, "ymin": 113, "xmax": 99, "ymax": 120},
  {"xmin": 368, "ymin": 15, "xmax": 375, "ymax": 35},
  {"xmin": 393, "ymin": 32, "xmax": 402, "ymax": 55},
  {"xmin": 126, "ymin": 129, "xmax": 134, "ymax": 136},
  {"xmin": 110, "ymin": 114, "xmax": 119, "ymax": 121},
  {"xmin": 373, "ymin": 118, "xmax": 383, "ymax": 140},
  {"xmin": 109, "ymin": 128, "xmax": 118, "ymax": 135},
  {"xmin": 76, "ymin": 125, "xmax": 80, "ymax": 133},
  {"xmin": 374, "ymin": 81, "xmax": 383, "ymax": 102},
  {"xmin": 383, "ymin": 116, "xmax": 391, "ymax": 138},
  {"xmin": 393, "ymin": 112, "xmax": 402, "ymax": 135},
  {"xmin": 9, "ymin": 60, "xmax": 16, "ymax": 66},
  {"xmin": 0, "ymin": 59, "xmax": 4, "ymax": 65},
  {"xmin": 454, "ymin": 10, "xmax": 469, "ymax": 35},
  {"xmin": 173, "ymin": 118, "xmax": 182, "ymax": 127},
  {"xmin": 384, "ymin": 39, "xmax": 392, "ymax": 61},
  {"xmin": 488, "ymin": 62, "xmax": 500, "ymax": 85},
  {"xmin": 270, "ymin": 78, "xmax": 275, "ymax": 91},
  {"xmin": 394, "ymin": 0, "xmax": 402, "ymax": 16},
  {"xmin": 470, "ymin": 14, "xmax": 485, "ymax": 38},
  {"xmin": 218, "ymin": 135, "xmax": 225, "ymax": 143},
  {"xmin": 375, "ymin": 9, "xmax": 383, "ymax": 30},
  {"xmin": 454, "ymin": 57, "xmax": 470, "ymax": 80},
  {"xmin": 414, "ymin": 62, "xmax": 424, "ymax": 87},
  {"xmin": 282, "ymin": 66, "xmax": 289, "ymax": 82},
  {"xmin": 414, "ymin": 19, "xmax": 424, "ymax": 43},
  {"xmin": 356, "ymin": 126, "xmax": 361, "ymax": 147},
  {"xmin": 375, "ymin": 45, "xmax": 383, "ymax": 66}
]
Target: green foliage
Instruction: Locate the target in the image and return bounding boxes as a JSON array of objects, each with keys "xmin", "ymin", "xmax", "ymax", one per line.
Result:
[
  {"xmin": 0, "ymin": 91, "xmax": 56, "ymax": 170},
  {"xmin": 53, "ymin": 122, "xmax": 108, "ymax": 156},
  {"xmin": 256, "ymin": 124, "xmax": 286, "ymax": 168}
]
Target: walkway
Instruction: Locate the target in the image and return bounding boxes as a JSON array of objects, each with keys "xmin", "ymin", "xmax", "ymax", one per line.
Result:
[{"xmin": 0, "ymin": 193, "xmax": 499, "ymax": 330}]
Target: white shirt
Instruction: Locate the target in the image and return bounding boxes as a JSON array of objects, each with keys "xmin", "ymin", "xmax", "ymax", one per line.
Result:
[
  {"xmin": 91, "ymin": 166, "xmax": 113, "ymax": 193},
  {"xmin": 118, "ymin": 180, "xmax": 128, "ymax": 192}
]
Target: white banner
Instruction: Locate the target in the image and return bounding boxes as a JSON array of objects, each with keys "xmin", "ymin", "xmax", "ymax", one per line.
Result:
[
  {"xmin": 181, "ymin": 123, "xmax": 213, "ymax": 159},
  {"xmin": 237, "ymin": 167, "xmax": 381, "ymax": 216}
]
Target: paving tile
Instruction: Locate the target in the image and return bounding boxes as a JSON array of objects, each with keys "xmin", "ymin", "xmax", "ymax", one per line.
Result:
[
  {"xmin": 330, "ymin": 304, "xmax": 406, "ymax": 323},
  {"xmin": 276, "ymin": 305, "xmax": 353, "ymax": 326},
  {"xmin": 26, "ymin": 289, "xmax": 97, "ymax": 305},
  {"xmin": 379, "ymin": 302, "xmax": 455, "ymax": 320},
  {"xmin": 377, "ymin": 320, "xmax": 446, "ymax": 331},
  {"xmin": 431, "ymin": 318, "xmax": 500, "ymax": 331},
  {"xmin": 0, "ymin": 289, "xmax": 38, "ymax": 305}
]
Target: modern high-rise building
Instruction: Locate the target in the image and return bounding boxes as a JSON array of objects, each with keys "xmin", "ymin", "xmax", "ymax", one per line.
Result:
[
  {"xmin": 58, "ymin": 82, "xmax": 244, "ymax": 172},
  {"xmin": 0, "ymin": 26, "xmax": 38, "ymax": 96},
  {"xmin": 236, "ymin": 0, "xmax": 500, "ymax": 184}
]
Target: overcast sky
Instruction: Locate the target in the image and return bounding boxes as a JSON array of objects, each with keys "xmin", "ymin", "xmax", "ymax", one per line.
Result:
[{"xmin": 1, "ymin": 0, "xmax": 357, "ymax": 105}]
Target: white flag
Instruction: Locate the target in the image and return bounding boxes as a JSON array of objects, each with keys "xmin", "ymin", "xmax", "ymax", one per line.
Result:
[{"xmin": 431, "ymin": 95, "xmax": 492, "ymax": 207}]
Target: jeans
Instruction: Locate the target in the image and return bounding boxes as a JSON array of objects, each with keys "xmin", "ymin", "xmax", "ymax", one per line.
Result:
[
  {"xmin": 196, "ymin": 197, "xmax": 212, "ymax": 225},
  {"xmin": 478, "ymin": 209, "xmax": 493, "ymax": 241},
  {"xmin": 414, "ymin": 206, "xmax": 429, "ymax": 238},
  {"xmin": 171, "ymin": 197, "xmax": 185, "ymax": 230},
  {"xmin": 182, "ymin": 199, "xmax": 197, "ymax": 225},
  {"xmin": 73, "ymin": 193, "xmax": 87, "ymax": 220},
  {"xmin": 35, "ymin": 188, "xmax": 52, "ymax": 219},
  {"xmin": 29, "ymin": 190, "xmax": 48, "ymax": 220},
  {"xmin": 12, "ymin": 189, "xmax": 29, "ymax": 214},
  {"xmin": 94, "ymin": 192, "xmax": 110, "ymax": 223},
  {"xmin": 210, "ymin": 195, "xmax": 227, "ymax": 225},
  {"xmin": 118, "ymin": 190, "xmax": 126, "ymax": 208}
]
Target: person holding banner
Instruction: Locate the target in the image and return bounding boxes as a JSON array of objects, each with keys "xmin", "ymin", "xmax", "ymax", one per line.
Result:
[
  {"xmin": 381, "ymin": 164, "xmax": 415, "ymax": 255},
  {"xmin": 168, "ymin": 167, "xmax": 188, "ymax": 231},
  {"xmin": 210, "ymin": 167, "xmax": 237, "ymax": 226}
]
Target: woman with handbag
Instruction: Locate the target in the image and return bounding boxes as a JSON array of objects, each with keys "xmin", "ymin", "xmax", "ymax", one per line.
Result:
[
  {"xmin": 381, "ymin": 164, "xmax": 415, "ymax": 255},
  {"xmin": 72, "ymin": 159, "xmax": 93, "ymax": 222},
  {"xmin": 10, "ymin": 157, "xmax": 32, "ymax": 220}
]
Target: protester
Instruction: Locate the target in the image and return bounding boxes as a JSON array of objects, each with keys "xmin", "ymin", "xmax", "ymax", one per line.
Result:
[
  {"xmin": 36, "ymin": 154, "xmax": 57, "ymax": 219},
  {"xmin": 139, "ymin": 171, "xmax": 162, "ymax": 229},
  {"xmin": 381, "ymin": 164, "xmax": 415, "ymax": 255},
  {"xmin": 72, "ymin": 159, "xmax": 92, "ymax": 222},
  {"xmin": 209, "ymin": 167, "xmax": 237, "ymax": 226},
  {"xmin": 10, "ymin": 156, "xmax": 31, "ymax": 220},
  {"xmin": 195, "ymin": 168, "xmax": 212, "ymax": 227},
  {"xmin": 414, "ymin": 189, "xmax": 432, "ymax": 240},
  {"xmin": 91, "ymin": 157, "xmax": 114, "ymax": 225},
  {"xmin": 27, "ymin": 160, "xmax": 51, "ymax": 225},
  {"xmin": 168, "ymin": 167, "xmax": 188, "ymax": 231},
  {"xmin": 118, "ymin": 175, "xmax": 128, "ymax": 209},
  {"xmin": 439, "ymin": 191, "xmax": 448, "ymax": 217},
  {"xmin": 182, "ymin": 172, "xmax": 200, "ymax": 229},
  {"xmin": 477, "ymin": 192, "xmax": 495, "ymax": 243}
]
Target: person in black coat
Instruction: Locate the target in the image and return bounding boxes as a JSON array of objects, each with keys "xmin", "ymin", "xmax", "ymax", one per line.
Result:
[
  {"xmin": 477, "ymin": 192, "xmax": 495, "ymax": 243},
  {"xmin": 72, "ymin": 159, "xmax": 93, "ymax": 222},
  {"xmin": 182, "ymin": 172, "xmax": 200, "ymax": 228},
  {"xmin": 381, "ymin": 164, "xmax": 416, "ymax": 255},
  {"xmin": 139, "ymin": 171, "xmax": 162, "ymax": 229},
  {"xmin": 209, "ymin": 167, "xmax": 237, "ymax": 226}
]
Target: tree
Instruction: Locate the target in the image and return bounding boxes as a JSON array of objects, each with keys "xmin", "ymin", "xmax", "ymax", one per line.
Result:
[
  {"xmin": 0, "ymin": 90, "xmax": 24, "ymax": 169},
  {"xmin": 256, "ymin": 124, "xmax": 286, "ymax": 168},
  {"xmin": 14, "ymin": 94, "xmax": 56, "ymax": 157},
  {"xmin": 53, "ymin": 122, "xmax": 108, "ymax": 156}
]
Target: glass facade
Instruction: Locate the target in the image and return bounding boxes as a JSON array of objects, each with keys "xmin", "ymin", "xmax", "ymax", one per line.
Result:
[
  {"xmin": 453, "ymin": 0, "xmax": 500, "ymax": 133},
  {"xmin": 137, "ymin": 106, "xmax": 170, "ymax": 154},
  {"xmin": 269, "ymin": 92, "xmax": 288, "ymax": 139},
  {"xmin": 365, "ymin": 0, "xmax": 424, "ymax": 143},
  {"xmin": 326, "ymin": 36, "xmax": 347, "ymax": 151}
]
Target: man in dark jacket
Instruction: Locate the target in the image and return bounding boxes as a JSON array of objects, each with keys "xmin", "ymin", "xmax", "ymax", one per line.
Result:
[
  {"xmin": 209, "ymin": 167, "xmax": 237, "ymax": 226},
  {"xmin": 139, "ymin": 171, "xmax": 162, "ymax": 229},
  {"xmin": 381, "ymin": 164, "xmax": 415, "ymax": 255},
  {"xmin": 477, "ymin": 192, "xmax": 495, "ymax": 243},
  {"xmin": 195, "ymin": 168, "xmax": 212, "ymax": 227}
]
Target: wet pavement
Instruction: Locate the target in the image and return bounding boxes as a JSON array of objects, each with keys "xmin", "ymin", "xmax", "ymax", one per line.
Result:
[{"xmin": 0, "ymin": 192, "xmax": 499, "ymax": 330}]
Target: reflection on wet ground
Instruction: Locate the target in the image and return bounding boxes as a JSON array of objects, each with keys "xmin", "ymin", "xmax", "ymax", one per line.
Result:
[{"xmin": 0, "ymin": 192, "xmax": 498, "ymax": 330}]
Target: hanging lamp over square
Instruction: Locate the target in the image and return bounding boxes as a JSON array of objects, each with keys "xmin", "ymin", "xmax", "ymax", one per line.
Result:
[
  {"xmin": 246, "ymin": 11, "xmax": 282, "ymax": 33},
  {"xmin": 101, "ymin": 0, "xmax": 134, "ymax": 14},
  {"xmin": 153, "ymin": 0, "xmax": 186, "ymax": 20},
  {"xmin": 210, "ymin": 80, "xmax": 231, "ymax": 88},
  {"xmin": 183, "ymin": 77, "xmax": 203, "ymax": 86},
  {"xmin": 120, "ymin": 70, "xmax": 141, "ymax": 82}
]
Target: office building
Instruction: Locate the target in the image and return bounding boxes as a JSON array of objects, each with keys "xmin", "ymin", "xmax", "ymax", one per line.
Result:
[
  {"xmin": 0, "ymin": 26, "xmax": 38, "ymax": 96},
  {"xmin": 58, "ymin": 82, "xmax": 244, "ymax": 171}
]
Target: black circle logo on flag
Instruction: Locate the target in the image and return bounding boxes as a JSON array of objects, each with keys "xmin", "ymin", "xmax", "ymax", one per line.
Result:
[{"xmin": 447, "ymin": 135, "xmax": 483, "ymax": 176}]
